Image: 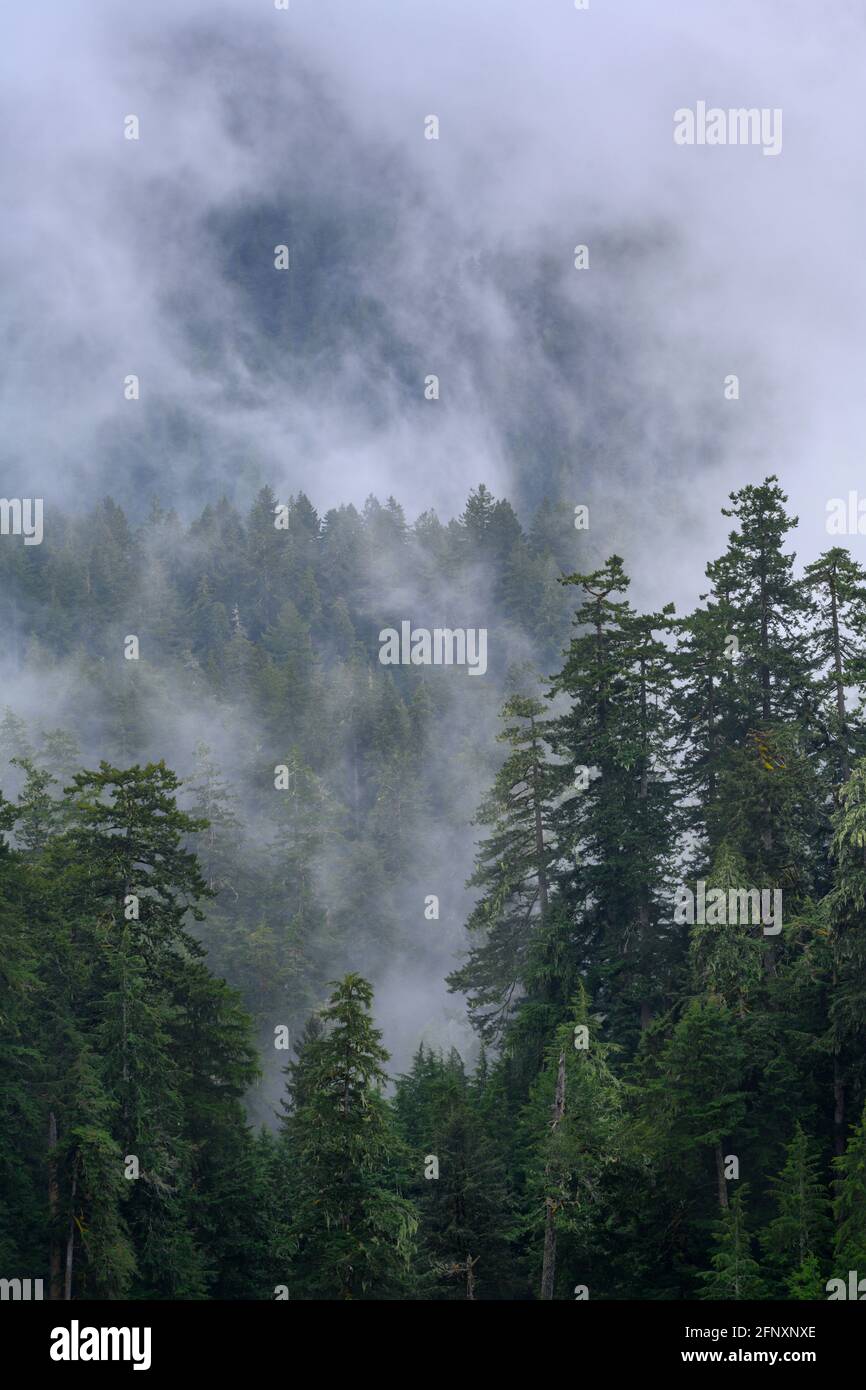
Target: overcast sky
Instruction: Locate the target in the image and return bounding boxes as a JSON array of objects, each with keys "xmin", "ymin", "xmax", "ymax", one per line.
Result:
[{"xmin": 3, "ymin": 0, "xmax": 866, "ymax": 609}]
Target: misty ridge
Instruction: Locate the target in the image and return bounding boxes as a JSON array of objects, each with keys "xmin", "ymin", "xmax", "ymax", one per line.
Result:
[
  {"xmin": 1, "ymin": 6, "xmax": 764, "ymax": 567},
  {"xmin": 6, "ymin": 0, "xmax": 866, "ymax": 1313},
  {"xmin": 0, "ymin": 482, "xmax": 581, "ymax": 1108},
  {"xmin": 6, "ymin": 472, "xmax": 866, "ymax": 1303}
]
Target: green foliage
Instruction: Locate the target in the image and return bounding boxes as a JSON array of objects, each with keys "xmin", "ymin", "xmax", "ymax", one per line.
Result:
[
  {"xmin": 760, "ymin": 1123, "xmax": 832, "ymax": 1289},
  {"xmin": 699, "ymin": 1187, "xmax": 768, "ymax": 1300},
  {"xmin": 833, "ymin": 1101, "xmax": 866, "ymax": 1270},
  {"xmin": 279, "ymin": 976, "xmax": 419, "ymax": 1299},
  {"xmin": 3, "ymin": 475, "xmax": 866, "ymax": 1300},
  {"xmin": 393, "ymin": 1046, "xmax": 519, "ymax": 1298},
  {"xmin": 0, "ymin": 758, "xmax": 259, "ymax": 1299},
  {"xmin": 519, "ymin": 996, "xmax": 623, "ymax": 1297}
]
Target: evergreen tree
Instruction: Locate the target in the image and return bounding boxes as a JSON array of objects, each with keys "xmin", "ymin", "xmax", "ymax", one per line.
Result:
[
  {"xmin": 641, "ymin": 998, "xmax": 746, "ymax": 1214},
  {"xmin": 699, "ymin": 1187, "xmax": 767, "ymax": 1300},
  {"xmin": 280, "ymin": 976, "xmax": 419, "ymax": 1299},
  {"xmin": 802, "ymin": 547, "xmax": 866, "ymax": 787},
  {"xmin": 708, "ymin": 477, "xmax": 810, "ymax": 729},
  {"xmin": 825, "ymin": 761, "xmax": 866, "ymax": 1154},
  {"xmin": 520, "ymin": 992, "xmax": 622, "ymax": 1300},
  {"xmin": 833, "ymin": 1100, "xmax": 866, "ymax": 1271},
  {"xmin": 394, "ymin": 1047, "xmax": 517, "ymax": 1299},
  {"xmin": 447, "ymin": 693, "xmax": 557, "ymax": 1047},
  {"xmin": 760, "ymin": 1123, "xmax": 832, "ymax": 1289},
  {"xmin": 548, "ymin": 557, "xmax": 679, "ymax": 1043}
]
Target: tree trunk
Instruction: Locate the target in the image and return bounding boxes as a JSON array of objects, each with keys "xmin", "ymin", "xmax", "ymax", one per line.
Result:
[
  {"xmin": 541, "ymin": 1200, "xmax": 557, "ymax": 1301},
  {"xmin": 706, "ymin": 674, "xmax": 716, "ymax": 805},
  {"xmin": 48, "ymin": 1112, "xmax": 62, "ymax": 1301},
  {"xmin": 64, "ymin": 1159, "xmax": 78, "ymax": 1300},
  {"xmin": 595, "ymin": 615, "xmax": 607, "ymax": 731},
  {"xmin": 540, "ymin": 1052, "xmax": 566, "ymax": 1300},
  {"xmin": 759, "ymin": 544, "xmax": 771, "ymax": 722},
  {"xmin": 828, "ymin": 565, "xmax": 850, "ymax": 784}
]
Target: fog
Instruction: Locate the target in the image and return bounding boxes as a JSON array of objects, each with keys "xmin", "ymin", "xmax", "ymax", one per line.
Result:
[{"xmin": 2, "ymin": 0, "xmax": 865, "ymax": 1083}]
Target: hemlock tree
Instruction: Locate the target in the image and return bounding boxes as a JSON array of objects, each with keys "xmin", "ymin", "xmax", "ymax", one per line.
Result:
[
  {"xmin": 802, "ymin": 548, "xmax": 866, "ymax": 788},
  {"xmin": 698, "ymin": 1186, "xmax": 767, "ymax": 1300},
  {"xmin": 833, "ymin": 1101, "xmax": 866, "ymax": 1272},
  {"xmin": 447, "ymin": 694, "xmax": 557, "ymax": 1046},
  {"xmin": 548, "ymin": 558, "xmax": 680, "ymax": 1044},
  {"xmin": 686, "ymin": 842, "xmax": 765, "ymax": 1011},
  {"xmin": 25, "ymin": 760, "xmax": 258, "ymax": 1299},
  {"xmin": 520, "ymin": 991, "xmax": 622, "ymax": 1300},
  {"xmin": 393, "ymin": 1046, "xmax": 517, "ymax": 1300},
  {"xmin": 786, "ymin": 1253, "xmax": 826, "ymax": 1300},
  {"xmin": 6, "ymin": 477, "xmax": 866, "ymax": 1303},
  {"xmin": 280, "ymin": 975, "xmax": 419, "ymax": 1299},
  {"xmin": 0, "ymin": 791, "xmax": 43, "ymax": 1277},
  {"xmin": 707, "ymin": 477, "xmax": 811, "ymax": 731},
  {"xmin": 760, "ymin": 1123, "xmax": 832, "ymax": 1294},
  {"xmin": 671, "ymin": 590, "xmax": 739, "ymax": 852},
  {"xmin": 824, "ymin": 762, "xmax": 866, "ymax": 1156},
  {"xmin": 642, "ymin": 998, "xmax": 746, "ymax": 1213}
]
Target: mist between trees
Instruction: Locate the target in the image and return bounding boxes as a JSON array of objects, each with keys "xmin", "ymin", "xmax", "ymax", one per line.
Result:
[{"xmin": 3, "ymin": 475, "xmax": 866, "ymax": 1300}]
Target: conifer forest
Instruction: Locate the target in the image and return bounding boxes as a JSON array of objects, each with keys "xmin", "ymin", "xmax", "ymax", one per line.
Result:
[{"xmin": 2, "ymin": 0, "xmax": 866, "ymax": 1330}]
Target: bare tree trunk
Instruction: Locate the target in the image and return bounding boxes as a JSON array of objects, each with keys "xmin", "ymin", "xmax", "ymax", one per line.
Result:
[
  {"xmin": 540, "ymin": 1053, "xmax": 566, "ymax": 1300},
  {"xmin": 48, "ymin": 1112, "xmax": 62, "ymax": 1301},
  {"xmin": 759, "ymin": 546, "xmax": 771, "ymax": 723},
  {"xmin": 706, "ymin": 674, "xmax": 716, "ymax": 805},
  {"xmin": 64, "ymin": 1159, "xmax": 78, "ymax": 1300}
]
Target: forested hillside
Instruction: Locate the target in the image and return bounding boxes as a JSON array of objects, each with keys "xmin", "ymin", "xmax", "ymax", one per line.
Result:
[
  {"xmin": 2, "ymin": 475, "xmax": 866, "ymax": 1299},
  {"xmin": 0, "ymin": 482, "xmax": 579, "ymax": 1090}
]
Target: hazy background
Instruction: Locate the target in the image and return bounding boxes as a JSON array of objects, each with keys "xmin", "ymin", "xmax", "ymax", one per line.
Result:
[
  {"xmin": 3, "ymin": 0, "xmax": 865, "ymax": 610},
  {"xmin": 2, "ymin": 0, "xmax": 865, "ymax": 1084}
]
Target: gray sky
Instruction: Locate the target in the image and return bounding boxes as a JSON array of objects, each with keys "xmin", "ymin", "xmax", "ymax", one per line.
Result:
[{"xmin": 3, "ymin": 0, "xmax": 866, "ymax": 609}]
